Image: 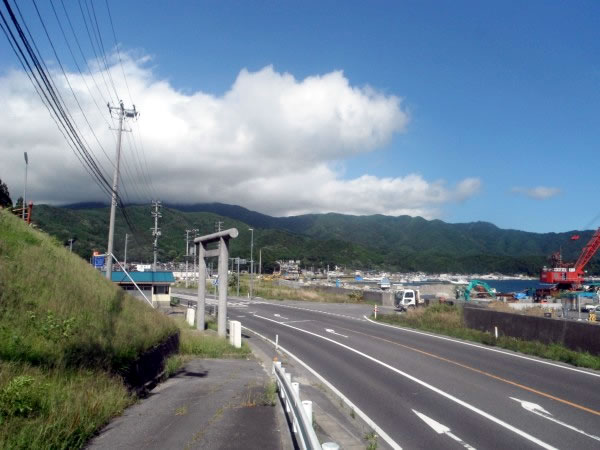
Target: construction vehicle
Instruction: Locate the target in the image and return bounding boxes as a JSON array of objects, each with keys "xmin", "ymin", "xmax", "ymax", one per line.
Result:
[
  {"xmin": 540, "ymin": 226, "xmax": 600, "ymax": 289},
  {"xmin": 463, "ymin": 280, "xmax": 496, "ymax": 302},
  {"xmin": 394, "ymin": 289, "xmax": 424, "ymax": 310}
]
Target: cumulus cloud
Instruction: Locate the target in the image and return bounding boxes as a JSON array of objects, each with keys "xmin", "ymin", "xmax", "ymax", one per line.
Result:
[
  {"xmin": 511, "ymin": 186, "xmax": 561, "ymax": 200},
  {"xmin": 0, "ymin": 55, "xmax": 480, "ymax": 218}
]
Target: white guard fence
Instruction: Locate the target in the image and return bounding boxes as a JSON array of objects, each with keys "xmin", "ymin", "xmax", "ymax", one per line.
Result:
[{"xmin": 272, "ymin": 361, "xmax": 338, "ymax": 450}]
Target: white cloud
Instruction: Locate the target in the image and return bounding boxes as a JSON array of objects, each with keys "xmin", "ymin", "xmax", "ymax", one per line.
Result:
[
  {"xmin": 511, "ymin": 186, "xmax": 561, "ymax": 200},
  {"xmin": 0, "ymin": 55, "xmax": 480, "ymax": 218}
]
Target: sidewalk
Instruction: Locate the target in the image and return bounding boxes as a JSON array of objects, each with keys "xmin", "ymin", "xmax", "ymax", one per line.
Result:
[{"xmin": 87, "ymin": 358, "xmax": 291, "ymax": 450}]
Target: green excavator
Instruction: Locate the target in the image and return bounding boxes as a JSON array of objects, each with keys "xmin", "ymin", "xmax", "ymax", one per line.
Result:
[{"xmin": 462, "ymin": 280, "xmax": 496, "ymax": 302}]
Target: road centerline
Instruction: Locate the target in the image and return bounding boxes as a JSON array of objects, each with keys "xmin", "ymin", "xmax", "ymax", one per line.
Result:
[{"xmin": 334, "ymin": 324, "xmax": 600, "ymax": 417}]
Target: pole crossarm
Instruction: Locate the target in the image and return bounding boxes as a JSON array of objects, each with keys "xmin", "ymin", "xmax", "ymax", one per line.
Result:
[{"xmin": 194, "ymin": 228, "xmax": 239, "ymax": 245}]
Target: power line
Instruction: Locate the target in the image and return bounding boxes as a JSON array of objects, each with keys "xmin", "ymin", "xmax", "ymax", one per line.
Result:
[
  {"xmin": 0, "ymin": 1, "xmax": 114, "ymax": 199},
  {"xmin": 104, "ymin": 0, "xmax": 132, "ymax": 104},
  {"xmin": 49, "ymin": 0, "xmax": 113, "ymax": 131},
  {"xmin": 87, "ymin": 0, "xmax": 120, "ymax": 100},
  {"xmin": 77, "ymin": 0, "xmax": 116, "ymax": 103},
  {"xmin": 0, "ymin": 17, "xmax": 104, "ymax": 195},
  {"xmin": 30, "ymin": 0, "xmax": 113, "ymax": 179},
  {"xmin": 59, "ymin": 0, "xmax": 115, "ymax": 117}
]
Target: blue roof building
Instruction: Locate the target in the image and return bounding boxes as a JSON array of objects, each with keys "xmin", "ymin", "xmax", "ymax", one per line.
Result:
[{"xmin": 110, "ymin": 271, "xmax": 175, "ymax": 307}]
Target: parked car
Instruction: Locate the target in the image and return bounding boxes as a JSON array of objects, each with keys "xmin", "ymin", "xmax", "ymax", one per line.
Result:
[{"xmin": 580, "ymin": 303, "xmax": 597, "ymax": 312}]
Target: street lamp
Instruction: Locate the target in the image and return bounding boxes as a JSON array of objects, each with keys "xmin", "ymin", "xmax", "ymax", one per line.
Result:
[
  {"xmin": 22, "ymin": 152, "xmax": 28, "ymax": 220},
  {"xmin": 249, "ymin": 228, "xmax": 254, "ymax": 299}
]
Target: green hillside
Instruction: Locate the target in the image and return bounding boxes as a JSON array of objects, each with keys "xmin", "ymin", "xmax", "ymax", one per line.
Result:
[
  {"xmin": 33, "ymin": 204, "xmax": 379, "ymax": 272},
  {"xmin": 32, "ymin": 203, "xmax": 600, "ymax": 275},
  {"xmin": 0, "ymin": 209, "xmax": 177, "ymax": 448}
]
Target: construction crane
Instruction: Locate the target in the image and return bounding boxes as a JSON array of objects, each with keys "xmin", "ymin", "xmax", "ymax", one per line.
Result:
[{"xmin": 540, "ymin": 226, "xmax": 600, "ymax": 289}]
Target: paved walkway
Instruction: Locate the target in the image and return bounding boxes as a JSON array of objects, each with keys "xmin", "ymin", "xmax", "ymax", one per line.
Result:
[{"xmin": 88, "ymin": 359, "xmax": 290, "ymax": 450}]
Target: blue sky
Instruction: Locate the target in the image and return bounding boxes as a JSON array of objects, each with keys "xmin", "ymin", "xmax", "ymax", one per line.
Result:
[{"xmin": 1, "ymin": 1, "xmax": 599, "ymax": 233}]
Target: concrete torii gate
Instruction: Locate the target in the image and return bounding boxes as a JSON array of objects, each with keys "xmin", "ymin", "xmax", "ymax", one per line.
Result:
[{"xmin": 194, "ymin": 228, "xmax": 239, "ymax": 337}]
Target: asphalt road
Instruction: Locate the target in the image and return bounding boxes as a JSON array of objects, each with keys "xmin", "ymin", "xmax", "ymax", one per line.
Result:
[{"xmin": 173, "ymin": 291, "xmax": 600, "ymax": 449}]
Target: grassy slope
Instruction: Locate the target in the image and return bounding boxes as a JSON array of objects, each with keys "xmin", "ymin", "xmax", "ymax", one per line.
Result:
[{"xmin": 0, "ymin": 210, "xmax": 178, "ymax": 448}]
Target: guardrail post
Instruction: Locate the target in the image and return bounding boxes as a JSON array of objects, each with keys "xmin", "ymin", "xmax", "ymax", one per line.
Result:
[
  {"xmin": 302, "ymin": 400, "xmax": 313, "ymax": 429},
  {"xmin": 273, "ymin": 360, "xmax": 281, "ymax": 375},
  {"xmin": 280, "ymin": 368, "xmax": 286, "ymax": 400}
]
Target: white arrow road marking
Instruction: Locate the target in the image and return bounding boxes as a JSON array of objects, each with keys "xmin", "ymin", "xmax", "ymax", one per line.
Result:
[
  {"xmin": 511, "ymin": 398, "xmax": 600, "ymax": 442},
  {"xmin": 413, "ymin": 410, "xmax": 476, "ymax": 449},
  {"xmin": 274, "ymin": 313, "xmax": 289, "ymax": 320},
  {"xmin": 325, "ymin": 328, "xmax": 348, "ymax": 338}
]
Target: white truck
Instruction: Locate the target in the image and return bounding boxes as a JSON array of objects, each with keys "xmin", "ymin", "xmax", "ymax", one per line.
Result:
[{"xmin": 394, "ymin": 289, "xmax": 424, "ymax": 311}]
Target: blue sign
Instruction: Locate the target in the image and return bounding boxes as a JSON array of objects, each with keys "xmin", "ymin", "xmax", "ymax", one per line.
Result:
[
  {"xmin": 212, "ymin": 277, "xmax": 219, "ymax": 286},
  {"xmin": 336, "ymin": 279, "xmax": 341, "ymax": 287},
  {"xmin": 93, "ymin": 255, "xmax": 105, "ymax": 268}
]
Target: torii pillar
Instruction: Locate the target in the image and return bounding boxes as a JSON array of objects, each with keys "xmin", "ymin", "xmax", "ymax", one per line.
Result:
[{"xmin": 194, "ymin": 228, "xmax": 239, "ymax": 337}]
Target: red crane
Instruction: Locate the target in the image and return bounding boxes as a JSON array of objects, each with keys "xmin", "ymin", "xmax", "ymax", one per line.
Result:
[{"xmin": 540, "ymin": 227, "xmax": 600, "ymax": 288}]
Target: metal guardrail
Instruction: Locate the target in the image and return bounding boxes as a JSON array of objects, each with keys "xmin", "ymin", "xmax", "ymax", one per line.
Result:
[{"xmin": 273, "ymin": 360, "xmax": 327, "ymax": 450}]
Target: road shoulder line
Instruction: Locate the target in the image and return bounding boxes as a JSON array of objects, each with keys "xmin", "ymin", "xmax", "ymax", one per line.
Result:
[{"xmin": 240, "ymin": 324, "xmax": 402, "ymax": 450}]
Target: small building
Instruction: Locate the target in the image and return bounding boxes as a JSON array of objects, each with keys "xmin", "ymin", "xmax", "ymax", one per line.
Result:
[{"xmin": 111, "ymin": 271, "xmax": 175, "ymax": 307}]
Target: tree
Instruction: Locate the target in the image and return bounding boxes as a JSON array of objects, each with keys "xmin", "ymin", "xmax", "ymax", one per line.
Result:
[
  {"xmin": 15, "ymin": 196, "xmax": 23, "ymax": 210},
  {"xmin": 0, "ymin": 179, "xmax": 12, "ymax": 208}
]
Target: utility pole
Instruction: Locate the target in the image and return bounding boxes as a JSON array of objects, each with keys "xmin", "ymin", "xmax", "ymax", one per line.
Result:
[
  {"xmin": 249, "ymin": 228, "xmax": 254, "ymax": 299},
  {"xmin": 151, "ymin": 200, "xmax": 162, "ymax": 271},
  {"xmin": 68, "ymin": 238, "xmax": 74, "ymax": 252},
  {"xmin": 259, "ymin": 248, "xmax": 262, "ymax": 275},
  {"xmin": 193, "ymin": 229, "xmax": 198, "ymax": 286},
  {"xmin": 237, "ymin": 257, "xmax": 240, "ymax": 296},
  {"xmin": 105, "ymin": 101, "xmax": 137, "ymax": 280},
  {"xmin": 185, "ymin": 229, "xmax": 191, "ymax": 288},
  {"xmin": 123, "ymin": 234, "xmax": 129, "ymax": 265},
  {"xmin": 215, "ymin": 221, "xmax": 223, "ymax": 232},
  {"xmin": 185, "ymin": 228, "xmax": 198, "ymax": 288}
]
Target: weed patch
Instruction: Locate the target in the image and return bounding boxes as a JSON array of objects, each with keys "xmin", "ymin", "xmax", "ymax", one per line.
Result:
[
  {"xmin": 262, "ymin": 381, "xmax": 278, "ymax": 406},
  {"xmin": 175, "ymin": 319, "xmax": 251, "ymax": 358}
]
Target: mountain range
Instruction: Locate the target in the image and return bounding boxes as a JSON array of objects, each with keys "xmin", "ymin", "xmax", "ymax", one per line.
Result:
[{"xmin": 31, "ymin": 202, "xmax": 600, "ymax": 275}]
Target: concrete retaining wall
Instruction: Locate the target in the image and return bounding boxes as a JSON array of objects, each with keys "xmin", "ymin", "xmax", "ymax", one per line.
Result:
[
  {"xmin": 463, "ymin": 306, "xmax": 600, "ymax": 356},
  {"xmin": 118, "ymin": 332, "xmax": 180, "ymax": 393}
]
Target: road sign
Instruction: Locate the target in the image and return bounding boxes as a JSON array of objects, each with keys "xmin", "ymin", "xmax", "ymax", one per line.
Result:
[
  {"xmin": 93, "ymin": 254, "xmax": 105, "ymax": 268},
  {"xmin": 212, "ymin": 277, "xmax": 219, "ymax": 286},
  {"xmin": 235, "ymin": 258, "xmax": 247, "ymax": 265}
]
